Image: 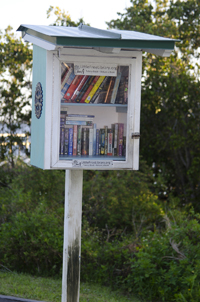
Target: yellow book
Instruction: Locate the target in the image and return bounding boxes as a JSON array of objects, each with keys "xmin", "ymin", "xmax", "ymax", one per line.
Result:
[{"xmin": 85, "ymin": 76, "xmax": 105, "ymax": 103}]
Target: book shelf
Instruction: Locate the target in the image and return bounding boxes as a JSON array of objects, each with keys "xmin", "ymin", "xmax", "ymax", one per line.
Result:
[{"xmin": 59, "ymin": 61, "xmax": 129, "ymax": 163}]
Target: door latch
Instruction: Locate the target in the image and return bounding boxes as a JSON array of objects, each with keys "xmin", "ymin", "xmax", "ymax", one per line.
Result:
[{"xmin": 131, "ymin": 132, "xmax": 140, "ymax": 139}]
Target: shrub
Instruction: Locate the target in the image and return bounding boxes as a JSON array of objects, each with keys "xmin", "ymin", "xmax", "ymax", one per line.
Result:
[{"xmin": 125, "ymin": 211, "xmax": 200, "ymax": 302}]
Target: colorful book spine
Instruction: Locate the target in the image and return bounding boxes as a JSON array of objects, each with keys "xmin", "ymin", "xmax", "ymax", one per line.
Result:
[
  {"xmin": 100, "ymin": 129, "xmax": 105, "ymax": 155},
  {"xmin": 104, "ymin": 77, "xmax": 114, "ymax": 103},
  {"xmin": 113, "ymin": 123, "xmax": 118, "ymax": 156},
  {"xmin": 66, "ymin": 114, "xmax": 95, "ymax": 118},
  {"xmin": 123, "ymin": 77, "xmax": 128, "ymax": 104},
  {"xmin": 73, "ymin": 125, "xmax": 77, "ymax": 156},
  {"xmin": 75, "ymin": 76, "xmax": 92, "ymax": 103},
  {"xmin": 116, "ymin": 77, "xmax": 125, "ymax": 104},
  {"xmin": 61, "ymin": 65, "xmax": 70, "ymax": 90},
  {"xmin": 96, "ymin": 129, "xmax": 99, "ymax": 156},
  {"xmin": 63, "ymin": 75, "xmax": 83, "ymax": 101},
  {"xmin": 61, "ymin": 62, "xmax": 69, "ymax": 80},
  {"xmin": 123, "ymin": 136, "xmax": 126, "ymax": 157},
  {"xmin": 82, "ymin": 128, "xmax": 87, "ymax": 155},
  {"xmin": 107, "ymin": 129, "xmax": 113, "ymax": 156},
  {"xmin": 60, "ymin": 111, "xmax": 67, "ymax": 155},
  {"xmin": 68, "ymin": 128, "xmax": 73, "ymax": 156},
  {"xmin": 110, "ymin": 72, "xmax": 122, "ymax": 104},
  {"xmin": 118, "ymin": 123, "xmax": 124, "ymax": 156},
  {"xmin": 81, "ymin": 76, "xmax": 99, "ymax": 103},
  {"xmin": 64, "ymin": 128, "xmax": 69, "ymax": 155},
  {"xmin": 104, "ymin": 126, "xmax": 108, "ymax": 155},
  {"xmin": 85, "ymin": 76, "xmax": 105, "ymax": 103},
  {"xmin": 60, "ymin": 127, "xmax": 65, "ymax": 155},
  {"xmin": 65, "ymin": 120, "xmax": 93, "ymax": 126},
  {"xmin": 61, "ymin": 71, "xmax": 75, "ymax": 99},
  {"xmin": 90, "ymin": 76, "xmax": 109, "ymax": 104},
  {"xmin": 70, "ymin": 75, "xmax": 89, "ymax": 102},
  {"xmin": 77, "ymin": 126, "xmax": 82, "ymax": 156},
  {"xmin": 89, "ymin": 128, "xmax": 94, "ymax": 156},
  {"xmin": 93, "ymin": 123, "xmax": 97, "ymax": 156}
]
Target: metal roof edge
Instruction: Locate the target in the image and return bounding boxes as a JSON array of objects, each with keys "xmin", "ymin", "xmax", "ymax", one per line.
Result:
[{"xmin": 78, "ymin": 24, "xmax": 121, "ymax": 39}]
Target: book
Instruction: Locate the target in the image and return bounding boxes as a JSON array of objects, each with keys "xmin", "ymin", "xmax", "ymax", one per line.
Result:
[
  {"xmin": 107, "ymin": 129, "xmax": 113, "ymax": 156},
  {"xmin": 73, "ymin": 125, "xmax": 78, "ymax": 156},
  {"xmin": 60, "ymin": 127, "xmax": 65, "ymax": 155},
  {"xmin": 64, "ymin": 128, "xmax": 69, "ymax": 155},
  {"xmin": 65, "ymin": 120, "xmax": 93, "ymax": 126},
  {"xmin": 100, "ymin": 129, "xmax": 105, "ymax": 155},
  {"xmin": 122, "ymin": 136, "xmax": 126, "ymax": 157},
  {"xmin": 75, "ymin": 76, "xmax": 92, "ymax": 103},
  {"xmin": 118, "ymin": 123, "xmax": 124, "ymax": 156},
  {"xmin": 77, "ymin": 126, "xmax": 82, "ymax": 156},
  {"xmin": 89, "ymin": 128, "xmax": 94, "ymax": 156},
  {"xmin": 113, "ymin": 123, "xmax": 118, "ymax": 156},
  {"xmin": 93, "ymin": 123, "xmax": 97, "ymax": 156},
  {"xmin": 61, "ymin": 62, "xmax": 69, "ymax": 80},
  {"xmin": 123, "ymin": 76, "xmax": 128, "ymax": 104},
  {"xmin": 90, "ymin": 76, "xmax": 109, "ymax": 104},
  {"xmin": 104, "ymin": 126, "xmax": 108, "ymax": 155},
  {"xmin": 61, "ymin": 65, "xmax": 70, "ymax": 90},
  {"xmin": 68, "ymin": 127, "xmax": 73, "ymax": 156},
  {"xmin": 81, "ymin": 128, "xmax": 88, "ymax": 155},
  {"xmin": 66, "ymin": 114, "xmax": 95, "ymax": 118},
  {"xmin": 61, "ymin": 71, "xmax": 75, "ymax": 100},
  {"xmin": 81, "ymin": 76, "xmax": 99, "ymax": 103},
  {"xmin": 85, "ymin": 76, "xmax": 105, "ymax": 103},
  {"xmin": 66, "ymin": 114, "xmax": 95, "ymax": 121},
  {"xmin": 116, "ymin": 77, "xmax": 126, "ymax": 104},
  {"xmin": 104, "ymin": 77, "xmax": 115, "ymax": 103},
  {"xmin": 96, "ymin": 129, "xmax": 100, "ymax": 156},
  {"xmin": 63, "ymin": 75, "xmax": 83, "ymax": 101},
  {"xmin": 70, "ymin": 75, "xmax": 89, "ymax": 102},
  {"xmin": 60, "ymin": 111, "xmax": 67, "ymax": 155},
  {"xmin": 110, "ymin": 72, "xmax": 122, "ymax": 104}
]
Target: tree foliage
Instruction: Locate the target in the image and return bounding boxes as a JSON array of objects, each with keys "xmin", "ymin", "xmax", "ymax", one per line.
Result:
[
  {"xmin": 47, "ymin": 6, "xmax": 89, "ymax": 27},
  {"xmin": 107, "ymin": 0, "xmax": 200, "ymax": 208},
  {"xmin": 0, "ymin": 27, "xmax": 32, "ymax": 166}
]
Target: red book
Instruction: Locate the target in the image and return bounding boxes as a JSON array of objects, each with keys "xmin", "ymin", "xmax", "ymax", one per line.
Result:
[
  {"xmin": 63, "ymin": 75, "xmax": 83, "ymax": 101},
  {"xmin": 73, "ymin": 125, "xmax": 78, "ymax": 156},
  {"xmin": 70, "ymin": 75, "xmax": 89, "ymax": 102},
  {"xmin": 80, "ymin": 76, "xmax": 99, "ymax": 103}
]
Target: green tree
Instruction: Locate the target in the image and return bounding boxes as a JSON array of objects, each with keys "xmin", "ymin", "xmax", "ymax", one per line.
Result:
[
  {"xmin": 0, "ymin": 26, "xmax": 32, "ymax": 167},
  {"xmin": 47, "ymin": 6, "xmax": 89, "ymax": 27},
  {"xmin": 107, "ymin": 0, "xmax": 200, "ymax": 208}
]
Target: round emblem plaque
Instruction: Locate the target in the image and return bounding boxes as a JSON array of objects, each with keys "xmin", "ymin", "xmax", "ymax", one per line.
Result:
[{"xmin": 35, "ymin": 82, "xmax": 43, "ymax": 119}]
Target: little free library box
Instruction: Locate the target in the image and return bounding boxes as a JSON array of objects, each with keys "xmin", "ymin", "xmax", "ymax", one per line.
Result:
[
  {"xmin": 17, "ymin": 24, "xmax": 177, "ymax": 171},
  {"xmin": 17, "ymin": 24, "xmax": 178, "ymax": 302}
]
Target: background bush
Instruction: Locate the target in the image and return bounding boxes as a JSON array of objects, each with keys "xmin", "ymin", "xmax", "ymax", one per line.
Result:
[{"xmin": 1, "ymin": 161, "xmax": 200, "ymax": 301}]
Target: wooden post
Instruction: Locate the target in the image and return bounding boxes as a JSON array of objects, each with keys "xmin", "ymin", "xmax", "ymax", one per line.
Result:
[{"xmin": 62, "ymin": 169, "xmax": 83, "ymax": 302}]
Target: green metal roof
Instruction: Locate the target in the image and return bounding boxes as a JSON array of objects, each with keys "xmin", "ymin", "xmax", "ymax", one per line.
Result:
[{"xmin": 17, "ymin": 24, "xmax": 178, "ymax": 56}]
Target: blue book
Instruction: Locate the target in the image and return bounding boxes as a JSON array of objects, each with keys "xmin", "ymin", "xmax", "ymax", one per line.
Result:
[
  {"xmin": 96, "ymin": 129, "xmax": 99, "ymax": 156},
  {"xmin": 61, "ymin": 72, "xmax": 76, "ymax": 98},
  {"xmin": 67, "ymin": 114, "xmax": 95, "ymax": 118},
  {"xmin": 68, "ymin": 127, "xmax": 73, "ymax": 156},
  {"xmin": 66, "ymin": 120, "xmax": 93, "ymax": 125},
  {"xmin": 93, "ymin": 123, "xmax": 96, "ymax": 156}
]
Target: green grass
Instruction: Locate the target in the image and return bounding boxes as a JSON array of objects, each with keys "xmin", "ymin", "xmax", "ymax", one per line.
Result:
[{"xmin": 0, "ymin": 270, "xmax": 141, "ymax": 302}]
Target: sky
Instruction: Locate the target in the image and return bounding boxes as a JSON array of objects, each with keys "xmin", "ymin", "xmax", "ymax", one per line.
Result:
[{"xmin": 0, "ymin": 0, "xmax": 131, "ymax": 34}]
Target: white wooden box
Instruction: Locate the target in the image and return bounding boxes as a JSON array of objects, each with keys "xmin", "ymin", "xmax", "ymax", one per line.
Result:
[{"xmin": 31, "ymin": 46, "xmax": 142, "ymax": 170}]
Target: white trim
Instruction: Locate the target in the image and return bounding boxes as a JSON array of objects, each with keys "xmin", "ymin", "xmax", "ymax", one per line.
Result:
[{"xmin": 23, "ymin": 34, "xmax": 56, "ymax": 51}]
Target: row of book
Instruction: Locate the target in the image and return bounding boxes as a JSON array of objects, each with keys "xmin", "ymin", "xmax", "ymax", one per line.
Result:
[
  {"xmin": 60, "ymin": 62, "xmax": 128, "ymax": 105},
  {"xmin": 59, "ymin": 112, "xmax": 126, "ymax": 157}
]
